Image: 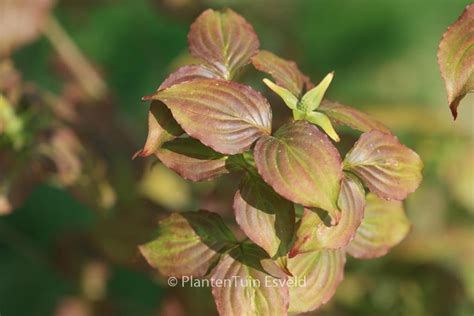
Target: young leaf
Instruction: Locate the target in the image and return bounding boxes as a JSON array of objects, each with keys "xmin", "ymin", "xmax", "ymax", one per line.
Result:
[
  {"xmin": 233, "ymin": 174, "xmax": 295, "ymax": 258},
  {"xmin": 156, "ymin": 137, "xmax": 230, "ymax": 182},
  {"xmin": 318, "ymin": 100, "xmax": 390, "ymax": 133},
  {"xmin": 437, "ymin": 4, "xmax": 474, "ymax": 119},
  {"xmin": 146, "ymin": 79, "xmax": 272, "ymax": 155},
  {"xmin": 290, "ymin": 174, "xmax": 365, "ymax": 257},
  {"xmin": 188, "ymin": 9, "xmax": 260, "ymax": 80},
  {"xmin": 139, "ymin": 210, "xmax": 237, "ymax": 278},
  {"xmin": 252, "ymin": 50, "xmax": 310, "ymax": 97},
  {"xmin": 347, "ymin": 193, "xmax": 410, "ymax": 259},
  {"xmin": 262, "ymin": 79, "xmax": 298, "ymax": 110},
  {"xmin": 344, "ymin": 130, "xmax": 423, "ymax": 201},
  {"xmin": 300, "ymin": 72, "xmax": 334, "ymax": 111},
  {"xmin": 287, "ymin": 249, "xmax": 345, "ymax": 314},
  {"xmin": 254, "ymin": 120, "xmax": 343, "ymax": 216},
  {"xmin": 303, "ymin": 111, "xmax": 340, "ymax": 142},
  {"xmin": 133, "ymin": 102, "xmax": 183, "ymax": 158}
]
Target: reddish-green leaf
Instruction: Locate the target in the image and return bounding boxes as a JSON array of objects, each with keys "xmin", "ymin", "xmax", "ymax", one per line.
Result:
[
  {"xmin": 254, "ymin": 120, "xmax": 343, "ymax": 215},
  {"xmin": 290, "ymin": 174, "xmax": 365, "ymax": 256},
  {"xmin": 139, "ymin": 210, "xmax": 236, "ymax": 278},
  {"xmin": 347, "ymin": 193, "xmax": 410, "ymax": 259},
  {"xmin": 252, "ymin": 50, "xmax": 310, "ymax": 97},
  {"xmin": 344, "ymin": 130, "xmax": 423, "ymax": 200},
  {"xmin": 438, "ymin": 4, "xmax": 474, "ymax": 119},
  {"xmin": 134, "ymin": 102, "xmax": 183, "ymax": 158},
  {"xmin": 318, "ymin": 100, "xmax": 390, "ymax": 133},
  {"xmin": 156, "ymin": 137, "xmax": 230, "ymax": 182},
  {"xmin": 146, "ymin": 78, "xmax": 272, "ymax": 155},
  {"xmin": 188, "ymin": 9, "xmax": 260, "ymax": 80},
  {"xmin": 159, "ymin": 64, "xmax": 221, "ymax": 89},
  {"xmin": 233, "ymin": 174, "xmax": 295, "ymax": 258},
  {"xmin": 210, "ymin": 243, "xmax": 289, "ymax": 316},
  {"xmin": 287, "ymin": 249, "xmax": 345, "ymax": 314}
]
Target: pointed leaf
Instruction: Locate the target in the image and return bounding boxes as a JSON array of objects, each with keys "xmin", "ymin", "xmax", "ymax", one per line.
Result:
[
  {"xmin": 252, "ymin": 50, "xmax": 309, "ymax": 97},
  {"xmin": 139, "ymin": 210, "xmax": 237, "ymax": 278},
  {"xmin": 233, "ymin": 174, "xmax": 295, "ymax": 258},
  {"xmin": 262, "ymin": 79, "xmax": 298, "ymax": 110},
  {"xmin": 437, "ymin": 4, "xmax": 474, "ymax": 119},
  {"xmin": 156, "ymin": 137, "xmax": 230, "ymax": 182},
  {"xmin": 147, "ymin": 78, "xmax": 272, "ymax": 155},
  {"xmin": 300, "ymin": 72, "xmax": 334, "ymax": 111},
  {"xmin": 304, "ymin": 111, "xmax": 340, "ymax": 142},
  {"xmin": 318, "ymin": 100, "xmax": 390, "ymax": 133},
  {"xmin": 347, "ymin": 193, "xmax": 410, "ymax": 259},
  {"xmin": 287, "ymin": 249, "xmax": 345, "ymax": 314},
  {"xmin": 210, "ymin": 243, "xmax": 289, "ymax": 316},
  {"xmin": 188, "ymin": 9, "xmax": 260, "ymax": 79},
  {"xmin": 254, "ymin": 120, "xmax": 343, "ymax": 215},
  {"xmin": 290, "ymin": 174, "xmax": 365, "ymax": 256},
  {"xmin": 344, "ymin": 130, "xmax": 423, "ymax": 200},
  {"xmin": 134, "ymin": 102, "xmax": 183, "ymax": 158}
]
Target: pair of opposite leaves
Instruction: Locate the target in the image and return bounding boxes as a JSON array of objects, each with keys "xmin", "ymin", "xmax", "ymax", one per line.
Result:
[{"xmin": 138, "ymin": 8, "xmax": 423, "ymax": 316}]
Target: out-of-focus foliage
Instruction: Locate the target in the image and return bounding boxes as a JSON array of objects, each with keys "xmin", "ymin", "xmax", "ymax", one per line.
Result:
[{"xmin": 0, "ymin": 0, "xmax": 473, "ymax": 315}]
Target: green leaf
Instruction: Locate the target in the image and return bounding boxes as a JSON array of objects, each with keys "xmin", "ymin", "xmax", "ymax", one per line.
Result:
[
  {"xmin": 347, "ymin": 193, "xmax": 410, "ymax": 259},
  {"xmin": 290, "ymin": 174, "xmax": 365, "ymax": 257},
  {"xmin": 210, "ymin": 243, "xmax": 289, "ymax": 316},
  {"xmin": 133, "ymin": 101, "xmax": 183, "ymax": 158},
  {"xmin": 318, "ymin": 100, "xmax": 390, "ymax": 133},
  {"xmin": 156, "ymin": 137, "xmax": 230, "ymax": 182},
  {"xmin": 139, "ymin": 210, "xmax": 237, "ymax": 278},
  {"xmin": 437, "ymin": 4, "xmax": 474, "ymax": 119},
  {"xmin": 233, "ymin": 174, "xmax": 295, "ymax": 258},
  {"xmin": 252, "ymin": 50, "xmax": 310, "ymax": 97},
  {"xmin": 287, "ymin": 249, "xmax": 345, "ymax": 314},
  {"xmin": 188, "ymin": 9, "xmax": 260, "ymax": 80},
  {"xmin": 262, "ymin": 79, "xmax": 298, "ymax": 110},
  {"xmin": 147, "ymin": 78, "xmax": 272, "ymax": 155},
  {"xmin": 300, "ymin": 72, "xmax": 334, "ymax": 111},
  {"xmin": 344, "ymin": 130, "xmax": 423, "ymax": 200},
  {"xmin": 303, "ymin": 111, "xmax": 340, "ymax": 142},
  {"xmin": 254, "ymin": 120, "xmax": 343, "ymax": 216}
]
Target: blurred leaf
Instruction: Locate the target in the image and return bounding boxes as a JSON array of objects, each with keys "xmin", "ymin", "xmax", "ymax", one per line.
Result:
[
  {"xmin": 188, "ymin": 8, "xmax": 260, "ymax": 80},
  {"xmin": 157, "ymin": 137, "xmax": 230, "ymax": 182},
  {"xmin": 254, "ymin": 120, "xmax": 342, "ymax": 216},
  {"xmin": 147, "ymin": 78, "xmax": 272, "ymax": 155},
  {"xmin": 344, "ymin": 130, "xmax": 423, "ymax": 201},
  {"xmin": 233, "ymin": 173, "xmax": 295, "ymax": 258},
  {"xmin": 210, "ymin": 243, "xmax": 289, "ymax": 316},
  {"xmin": 139, "ymin": 210, "xmax": 237, "ymax": 278},
  {"xmin": 287, "ymin": 248, "xmax": 345, "ymax": 314},
  {"xmin": 438, "ymin": 3, "xmax": 474, "ymax": 119},
  {"xmin": 347, "ymin": 193, "xmax": 410, "ymax": 259}
]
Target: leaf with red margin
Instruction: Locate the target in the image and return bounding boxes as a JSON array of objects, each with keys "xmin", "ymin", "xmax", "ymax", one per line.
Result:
[
  {"xmin": 139, "ymin": 210, "xmax": 237, "ymax": 278},
  {"xmin": 254, "ymin": 120, "xmax": 343, "ymax": 215},
  {"xmin": 344, "ymin": 130, "xmax": 423, "ymax": 201},
  {"xmin": 233, "ymin": 174, "xmax": 295, "ymax": 258},
  {"xmin": 290, "ymin": 174, "xmax": 365, "ymax": 257},
  {"xmin": 146, "ymin": 78, "xmax": 272, "ymax": 155},
  {"xmin": 438, "ymin": 4, "xmax": 474, "ymax": 119},
  {"xmin": 156, "ymin": 137, "xmax": 230, "ymax": 182},
  {"xmin": 252, "ymin": 50, "xmax": 310, "ymax": 97},
  {"xmin": 136, "ymin": 64, "xmax": 219, "ymax": 158},
  {"xmin": 188, "ymin": 9, "xmax": 260, "ymax": 80},
  {"xmin": 287, "ymin": 248, "xmax": 345, "ymax": 314},
  {"xmin": 318, "ymin": 100, "xmax": 391, "ymax": 133},
  {"xmin": 347, "ymin": 193, "xmax": 410, "ymax": 259},
  {"xmin": 210, "ymin": 243, "xmax": 289, "ymax": 316}
]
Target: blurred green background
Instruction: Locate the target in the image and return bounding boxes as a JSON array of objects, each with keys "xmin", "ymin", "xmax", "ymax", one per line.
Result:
[{"xmin": 1, "ymin": 0, "xmax": 473, "ymax": 315}]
